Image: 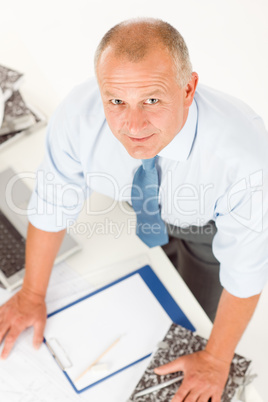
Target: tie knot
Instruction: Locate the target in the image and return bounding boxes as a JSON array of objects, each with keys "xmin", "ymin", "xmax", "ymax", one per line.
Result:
[{"xmin": 142, "ymin": 157, "xmax": 156, "ymax": 170}]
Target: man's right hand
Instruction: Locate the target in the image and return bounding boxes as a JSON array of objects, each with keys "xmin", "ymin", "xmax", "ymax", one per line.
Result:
[{"xmin": 0, "ymin": 288, "xmax": 47, "ymax": 359}]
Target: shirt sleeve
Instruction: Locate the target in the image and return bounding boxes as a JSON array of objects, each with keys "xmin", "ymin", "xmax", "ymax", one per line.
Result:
[
  {"xmin": 27, "ymin": 101, "xmax": 90, "ymax": 232},
  {"xmin": 212, "ymin": 170, "xmax": 268, "ymax": 297}
]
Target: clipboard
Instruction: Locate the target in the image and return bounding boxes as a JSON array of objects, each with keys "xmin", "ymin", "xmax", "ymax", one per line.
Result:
[{"xmin": 43, "ymin": 265, "xmax": 195, "ymax": 394}]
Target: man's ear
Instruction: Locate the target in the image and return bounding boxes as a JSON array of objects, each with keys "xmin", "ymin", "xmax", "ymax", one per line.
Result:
[{"xmin": 184, "ymin": 72, "xmax": 199, "ymax": 108}]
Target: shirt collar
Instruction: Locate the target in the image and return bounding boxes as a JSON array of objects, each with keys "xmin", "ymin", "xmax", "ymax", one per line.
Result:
[{"xmin": 158, "ymin": 98, "xmax": 198, "ymax": 161}]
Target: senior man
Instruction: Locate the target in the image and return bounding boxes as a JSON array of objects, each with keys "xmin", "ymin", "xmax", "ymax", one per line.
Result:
[{"xmin": 0, "ymin": 18, "xmax": 268, "ymax": 402}]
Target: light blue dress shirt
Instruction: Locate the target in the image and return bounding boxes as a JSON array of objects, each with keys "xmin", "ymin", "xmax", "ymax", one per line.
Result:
[{"xmin": 28, "ymin": 77, "xmax": 268, "ymax": 298}]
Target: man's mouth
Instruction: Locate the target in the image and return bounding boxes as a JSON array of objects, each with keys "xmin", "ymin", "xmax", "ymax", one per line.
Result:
[{"xmin": 128, "ymin": 133, "xmax": 155, "ymax": 142}]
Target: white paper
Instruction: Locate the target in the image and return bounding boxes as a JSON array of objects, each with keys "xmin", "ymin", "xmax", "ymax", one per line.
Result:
[
  {"xmin": 0, "ymin": 262, "xmax": 94, "ymax": 402},
  {"xmin": 0, "ymin": 262, "xmax": 93, "ymax": 310},
  {"xmin": 45, "ymin": 262, "xmax": 93, "ymax": 314}
]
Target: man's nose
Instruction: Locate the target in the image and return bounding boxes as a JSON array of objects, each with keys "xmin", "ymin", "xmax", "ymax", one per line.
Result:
[{"xmin": 125, "ymin": 108, "xmax": 148, "ymax": 135}]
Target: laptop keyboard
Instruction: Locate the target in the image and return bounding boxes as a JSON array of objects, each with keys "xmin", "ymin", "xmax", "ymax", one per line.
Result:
[{"xmin": 0, "ymin": 209, "xmax": 25, "ymax": 278}]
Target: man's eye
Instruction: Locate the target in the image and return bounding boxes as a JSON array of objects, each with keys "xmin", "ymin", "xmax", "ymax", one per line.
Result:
[
  {"xmin": 111, "ymin": 99, "xmax": 123, "ymax": 105},
  {"xmin": 145, "ymin": 98, "xmax": 159, "ymax": 105}
]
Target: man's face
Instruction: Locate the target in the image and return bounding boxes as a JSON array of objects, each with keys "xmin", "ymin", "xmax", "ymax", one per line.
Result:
[{"xmin": 97, "ymin": 46, "xmax": 197, "ymax": 159}]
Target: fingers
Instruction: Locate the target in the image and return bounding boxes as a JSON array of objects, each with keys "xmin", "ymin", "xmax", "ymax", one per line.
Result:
[
  {"xmin": 1, "ymin": 316, "xmax": 46, "ymax": 358},
  {"xmin": 171, "ymin": 385, "xmax": 189, "ymax": 401},
  {"xmin": 171, "ymin": 377, "xmax": 202, "ymax": 402},
  {"xmin": 0, "ymin": 303, "xmax": 25, "ymax": 359},
  {"xmin": 154, "ymin": 357, "xmax": 184, "ymax": 375},
  {"xmin": 1, "ymin": 325, "xmax": 23, "ymax": 359},
  {"xmin": 171, "ymin": 383, "xmax": 215, "ymax": 402},
  {"xmin": 154, "ymin": 351, "xmax": 227, "ymax": 402},
  {"xmin": 170, "ymin": 376, "xmax": 223, "ymax": 402},
  {"xmin": 0, "ymin": 291, "xmax": 47, "ymax": 360},
  {"xmin": 0, "ymin": 322, "xmax": 10, "ymax": 346},
  {"xmin": 33, "ymin": 318, "xmax": 46, "ymax": 349},
  {"xmin": 0, "ymin": 309, "xmax": 11, "ymax": 358},
  {"xmin": 197, "ymin": 393, "xmax": 219, "ymax": 402},
  {"xmin": 170, "ymin": 376, "xmax": 222, "ymax": 402}
]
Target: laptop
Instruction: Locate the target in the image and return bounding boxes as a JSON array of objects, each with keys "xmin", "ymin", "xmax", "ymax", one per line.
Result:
[{"xmin": 0, "ymin": 167, "xmax": 81, "ymax": 291}]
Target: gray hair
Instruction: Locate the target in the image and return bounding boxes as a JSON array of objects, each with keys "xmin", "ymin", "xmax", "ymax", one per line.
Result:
[{"xmin": 94, "ymin": 18, "xmax": 193, "ymax": 88}]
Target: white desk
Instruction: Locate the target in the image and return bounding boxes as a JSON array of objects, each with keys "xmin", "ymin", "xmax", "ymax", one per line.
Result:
[
  {"xmin": 0, "ymin": 39, "xmax": 266, "ymax": 401},
  {"xmin": 0, "ymin": 126, "xmax": 213, "ymax": 400}
]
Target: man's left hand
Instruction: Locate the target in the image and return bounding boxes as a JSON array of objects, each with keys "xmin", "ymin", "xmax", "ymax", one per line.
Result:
[{"xmin": 154, "ymin": 349, "xmax": 230, "ymax": 402}]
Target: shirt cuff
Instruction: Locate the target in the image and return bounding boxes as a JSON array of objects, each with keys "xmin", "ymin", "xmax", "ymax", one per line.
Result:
[
  {"xmin": 220, "ymin": 266, "xmax": 268, "ymax": 298},
  {"xmin": 27, "ymin": 190, "xmax": 82, "ymax": 232}
]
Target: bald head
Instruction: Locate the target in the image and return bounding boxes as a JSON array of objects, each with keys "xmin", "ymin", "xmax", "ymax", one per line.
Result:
[{"xmin": 94, "ymin": 18, "xmax": 192, "ymax": 88}]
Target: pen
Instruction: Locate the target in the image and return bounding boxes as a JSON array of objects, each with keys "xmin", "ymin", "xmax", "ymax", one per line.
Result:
[
  {"xmin": 134, "ymin": 375, "xmax": 184, "ymax": 398},
  {"xmin": 75, "ymin": 336, "xmax": 121, "ymax": 382}
]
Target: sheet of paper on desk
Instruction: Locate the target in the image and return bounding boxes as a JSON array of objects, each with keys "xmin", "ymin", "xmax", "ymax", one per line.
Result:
[
  {"xmin": 0, "ymin": 328, "xmax": 83, "ymax": 402},
  {"xmin": 44, "ymin": 273, "xmax": 173, "ymax": 393},
  {"xmin": 45, "ymin": 261, "xmax": 94, "ymax": 314},
  {"xmin": 0, "ymin": 262, "xmax": 94, "ymax": 311},
  {"xmin": 0, "ymin": 262, "xmax": 95, "ymax": 402}
]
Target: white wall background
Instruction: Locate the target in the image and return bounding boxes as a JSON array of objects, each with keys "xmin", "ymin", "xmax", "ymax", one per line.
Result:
[
  {"xmin": 1, "ymin": 0, "xmax": 268, "ymax": 399},
  {"xmin": 1, "ymin": 0, "xmax": 268, "ymax": 125}
]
